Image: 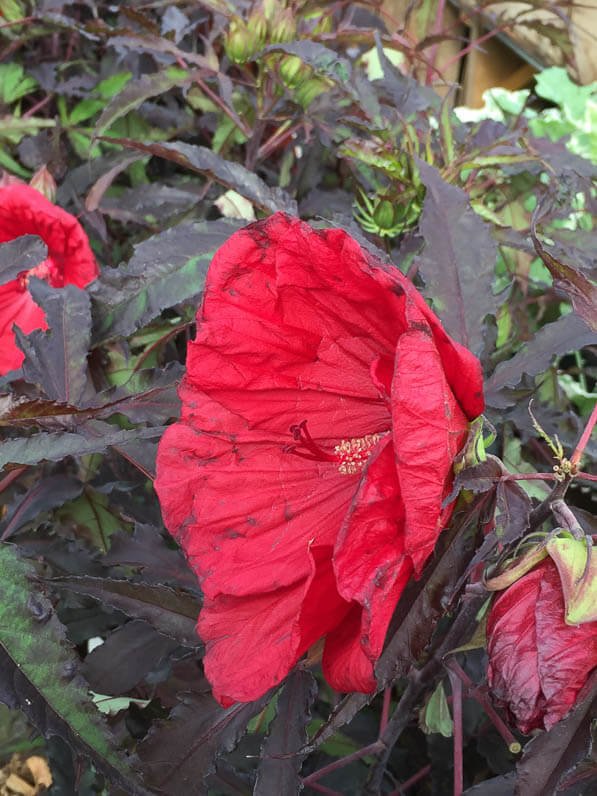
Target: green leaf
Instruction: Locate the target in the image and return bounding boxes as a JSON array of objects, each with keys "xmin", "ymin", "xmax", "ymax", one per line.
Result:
[
  {"xmin": 420, "ymin": 681, "xmax": 453, "ymax": 737},
  {"xmin": 90, "ymin": 219, "xmax": 245, "ymax": 342},
  {"xmin": 0, "ymin": 63, "xmax": 37, "ymax": 104},
  {"xmin": 0, "ymin": 543, "xmax": 141, "ymax": 791}
]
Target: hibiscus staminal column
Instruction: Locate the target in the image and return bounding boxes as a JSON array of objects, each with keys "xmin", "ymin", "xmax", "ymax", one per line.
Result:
[{"xmin": 155, "ymin": 212, "xmax": 484, "ymax": 705}]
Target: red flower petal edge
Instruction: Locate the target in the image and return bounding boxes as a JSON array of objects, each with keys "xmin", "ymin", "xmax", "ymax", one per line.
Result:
[
  {"xmin": 155, "ymin": 213, "xmax": 484, "ymax": 705},
  {"xmin": 0, "ymin": 183, "xmax": 99, "ymax": 375},
  {"xmin": 487, "ymin": 558, "xmax": 597, "ymax": 733}
]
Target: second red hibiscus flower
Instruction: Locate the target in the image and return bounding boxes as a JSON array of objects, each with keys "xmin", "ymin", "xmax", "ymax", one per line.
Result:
[{"xmin": 155, "ymin": 212, "xmax": 484, "ymax": 706}]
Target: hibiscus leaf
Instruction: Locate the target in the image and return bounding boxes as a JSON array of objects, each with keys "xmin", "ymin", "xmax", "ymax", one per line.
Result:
[
  {"xmin": 134, "ymin": 689, "xmax": 273, "ymax": 793},
  {"xmin": 103, "ymin": 524, "xmax": 200, "ymax": 591},
  {"xmin": 92, "ymin": 362, "xmax": 183, "ymax": 424},
  {"xmin": 530, "ymin": 214, "xmax": 597, "ymax": 333},
  {"xmin": 48, "ymin": 576, "xmax": 202, "ymax": 648},
  {"xmin": 0, "ymin": 543, "xmax": 142, "ymax": 792},
  {"xmin": 0, "ymin": 475, "xmax": 83, "ymax": 541},
  {"xmin": 98, "ymin": 137, "xmax": 298, "ymax": 216},
  {"xmin": 82, "ymin": 621, "xmax": 179, "ymax": 695},
  {"xmin": 14, "ymin": 278, "xmax": 94, "ymax": 407},
  {"xmin": 93, "ymin": 68, "xmax": 193, "ymax": 141},
  {"xmin": 253, "ymin": 670, "xmax": 317, "ymax": 795},
  {"xmin": 515, "ymin": 671, "xmax": 597, "ymax": 795},
  {"xmin": 0, "ymin": 421, "xmax": 165, "ymax": 470},
  {"xmin": 0, "ymin": 235, "xmax": 47, "ymax": 281},
  {"xmin": 416, "ymin": 160, "xmax": 499, "ymax": 356},
  {"xmin": 90, "ymin": 219, "xmax": 244, "ymax": 342},
  {"xmin": 484, "ymin": 313, "xmax": 597, "ymax": 407}
]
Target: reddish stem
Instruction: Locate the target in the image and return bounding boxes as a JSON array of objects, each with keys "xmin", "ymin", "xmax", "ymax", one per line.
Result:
[
  {"xmin": 307, "ymin": 784, "xmax": 344, "ymax": 796},
  {"xmin": 447, "ymin": 669, "xmax": 463, "ymax": 796},
  {"xmin": 379, "ymin": 686, "xmax": 392, "ymax": 735},
  {"xmin": 389, "ymin": 763, "xmax": 432, "ymax": 794},
  {"xmin": 570, "ymin": 399, "xmax": 597, "ymax": 467},
  {"xmin": 301, "ymin": 741, "xmax": 384, "ymax": 786},
  {"xmin": 0, "ymin": 466, "xmax": 27, "ymax": 496}
]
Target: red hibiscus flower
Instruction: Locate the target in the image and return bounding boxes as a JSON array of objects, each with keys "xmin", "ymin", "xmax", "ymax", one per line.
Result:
[
  {"xmin": 155, "ymin": 213, "xmax": 484, "ymax": 706},
  {"xmin": 487, "ymin": 558, "xmax": 597, "ymax": 733},
  {"xmin": 0, "ymin": 183, "xmax": 99, "ymax": 375}
]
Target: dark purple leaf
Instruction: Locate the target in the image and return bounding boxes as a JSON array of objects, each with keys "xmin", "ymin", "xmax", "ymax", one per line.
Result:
[
  {"xmin": 484, "ymin": 313, "xmax": 597, "ymax": 407},
  {"xmin": 49, "ymin": 576, "xmax": 201, "ymax": 647},
  {"xmin": 90, "ymin": 219, "xmax": 244, "ymax": 342},
  {"xmin": 83, "ymin": 620, "xmax": 179, "ymax": 695},
  {"xmin": 103, "ymin": 524, "xmax": 199, "ymax": 590},
  {"xmin": 0, "ymin": 235, "xmax": 47, "ymax": 281},
  {"xmin": 253, "ymin": 670, "xmax": 317, "ymax": 795},
  {"xmin": 515, "ymin": 672, "xmax": 597, "ymax": 796},
  {"xmin": 98, "ymin": 138, "xmax": 298, "ymax": 216},
  {"xmin": 0, "ymin": 421, "xmax": 165, "ymax": 470},
  {"xmin": 531, "ymin": 211, "xmax": 597, "ymax": 333},
  {"xmin": 15, "ymin": 278, "xmax": 95, "ymax": 407},
  {"xmin": 135, "ymin": 689, "xmax": 273, "ymax": 793},
  {"xmin": 416, "ymin": 159, "xmax": 499, "ymax": 356},
  {"xmin": 0, "ymin": 475, "xmax": 83, "ymax": 541}
]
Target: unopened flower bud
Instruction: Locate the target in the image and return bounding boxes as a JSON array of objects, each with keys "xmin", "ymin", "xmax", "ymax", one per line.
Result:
[
  {"xmin": 0, "ymin": 170, "xmax": 25, "ymax": 187},
  {"xmin": 247, "ymin": 7, "xmax": 268, "ymax": 50},
  {"xmin": 302, "ymin": 6, "xmax": 333, "ymax": 35},
  {"xmin": 270, "ymin": 8, "xmax": 296, "ymax": 43},
  {"xmin": 279, "ymin": 55, "xmax": 309, "ymax": 89},
  {"xmin": 224, "ymin": 17, "xmax": 257, "ymax": 64},
  {"xmin": 295, "ymin": 77, "xmax": 330, "ymax": 108},
  {"xmin": 29, "ymin": 165, "xmax": 57, "ymax": 203},
  {"xmin": 372, "ymin": 199, "xmax": 396, "ymax": 231}
]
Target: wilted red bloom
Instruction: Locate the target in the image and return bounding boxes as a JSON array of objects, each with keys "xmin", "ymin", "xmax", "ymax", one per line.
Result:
[
  {"xmin": 487, "ymin": 558, "xmax": 597, "ymax": 733},
  {"xmin": 0, "ymin": 183, "xmax": 99, "ymax": 375},
  {"xmin": 155, "ymin": 213, "xmax": 484, "ymax": 706}
]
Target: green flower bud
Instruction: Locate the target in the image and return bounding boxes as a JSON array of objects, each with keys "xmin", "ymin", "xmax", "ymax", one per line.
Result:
[
  {"xmin": 302, "ymin": 6, "xmax": 333, "ymax": 35},
  {"xmin": 270, "ymin": 8, "xmax": 296, "ymax": 43},
  {"xmin": 372, "ymin": 199, "xmax": 396, "ymax": 231},
  {"xmin": 279, "ymin": 55, "xmax": 309, "ymax": 89},
  {"xmin": 295, "ymin": 77, "xmax": 329, "ymax": 108},
  {"xmin": 247, "ymin": 8, "xmax": 268, "ymax": 50},
  {"xmin": 224, "ymin": 17, "xmax": 260, "ymax": 64}
]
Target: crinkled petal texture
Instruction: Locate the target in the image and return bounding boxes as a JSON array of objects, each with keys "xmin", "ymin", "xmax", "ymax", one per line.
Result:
[
  {"xmin": 487, "ymin": 559, "xmax": 597, "ymax": 734},
  {"xmin": 155, "ymin": 213, "xmax": 484, "ymax": 705},
  {"xmin": 0, "ymin": 183, "xmax": 99, "ymax": 374}
]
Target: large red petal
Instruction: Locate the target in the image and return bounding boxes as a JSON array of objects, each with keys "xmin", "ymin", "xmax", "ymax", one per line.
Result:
[
  {"xmin": 0, "ymin": 184, "xmax": 98, "ymax": 287},
  {"xmin": 155, "ymin": 422, "xmax": 357, "ymax": 600},
  {"xmin": 0, "ymin": 282, "xmax": 47, "ymax": 373},
  {"xmin": 391, "ymin": 325, "xmax": 470, "ymax": 574},
  {"xmin": 333, "ymin": 438, "xmax": 413, "ymax": 676}
]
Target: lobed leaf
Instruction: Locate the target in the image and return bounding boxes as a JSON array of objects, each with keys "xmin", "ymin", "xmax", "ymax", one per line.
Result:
[
  {"xmin": 0, "ymin": 236, "xmax": 47, "ymax": 282},
  {"xmin": 0, "ymin": 421, "xmax": 165, "ymax": 470},
  {"xmin": 90, "ymin": 219, "xmax": 245, "ymax": 342},
  {"xmin": 97, "ymin": 138, "xmax": 298, "ymax": 216},
  {"xmin": 254, "ymin": 670, "xmax": 317, "ymax": 795},
  {"xmin": 135, "ymin": 689, "xmax": 273, "ymax": 793},
  {"xmin": 49, "ymin": 576, "xmax": 202, "ymax": 648},
  {"xmin": 15, "ymin": 278, "xmax": 94, "ymax": 407},
  {"xmin": 416, "ymin": 160, "xmax": 499, "ymax": 356},
  {"xmin": 0, "ymin": 543, "xmax": 142, "ymax": 792}
]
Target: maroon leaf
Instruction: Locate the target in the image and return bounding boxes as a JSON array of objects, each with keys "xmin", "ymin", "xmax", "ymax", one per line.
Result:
[
  {"xmin": 416, "ymin": 159, "xmax": 499, "ymax": 356},
  {"xmin": 49, "ymin": 576, "xmax": 202, "ymax": 648},
  {"xmin": 254, "ymin": 670, "xmax": 317, "ymax": 795},
  {"xmin": 135, "ymin": 689, "xmax": 273, "ymax": 793}
]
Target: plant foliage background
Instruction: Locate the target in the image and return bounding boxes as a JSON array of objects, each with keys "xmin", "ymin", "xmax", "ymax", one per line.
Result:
[{"xmin": 1, "ymin": 1, "xmax": 597, "ymax": 794}]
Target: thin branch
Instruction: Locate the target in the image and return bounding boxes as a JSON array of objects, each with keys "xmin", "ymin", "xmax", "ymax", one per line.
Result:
[
  {"xmin": 301, "ymin": 741, "xmax": 384, "ymax": 787},
  {"xmin": 570, "ymin": 399, "xmax": 597, "ymax": 467}
]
